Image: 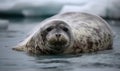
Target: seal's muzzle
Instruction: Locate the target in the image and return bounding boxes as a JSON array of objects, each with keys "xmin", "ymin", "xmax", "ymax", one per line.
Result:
[{"xmin": 47, "ymin": 33, "xmax": 69, "ymax": 50}]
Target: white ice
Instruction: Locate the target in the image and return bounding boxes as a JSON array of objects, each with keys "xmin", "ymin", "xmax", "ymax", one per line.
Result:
[{"xmin": 60, "ymin": 0, "xmax": 120, "ymax": 19}]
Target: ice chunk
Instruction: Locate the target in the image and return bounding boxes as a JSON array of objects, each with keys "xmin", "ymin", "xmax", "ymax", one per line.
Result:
[{"xmin": 60, "ymin": 0, "xmax": 120, "ymax": 19}]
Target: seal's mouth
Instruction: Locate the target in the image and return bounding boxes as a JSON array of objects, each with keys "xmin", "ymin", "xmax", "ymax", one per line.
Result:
[{"xmin": 48, "ymin": 38, "xmax": 67, "ymax": 46}]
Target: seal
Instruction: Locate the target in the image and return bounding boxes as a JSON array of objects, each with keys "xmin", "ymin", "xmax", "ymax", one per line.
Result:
[{"xmin": 13, "ymin": 12, "xmax": 114, "ymax": 55}]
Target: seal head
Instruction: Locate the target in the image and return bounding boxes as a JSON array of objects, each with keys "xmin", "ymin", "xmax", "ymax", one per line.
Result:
[{"xmin": 40, "ymin": 20, "xmax": 73, "ymax": 52}]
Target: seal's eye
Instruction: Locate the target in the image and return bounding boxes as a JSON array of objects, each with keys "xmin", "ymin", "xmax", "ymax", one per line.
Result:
[
  {"xmin": 46, "ymin": 27, "xmax": 53, "ymax": 32},
  {"xmin": 62, "ymin": 27, "xmax": 68, "ymax": 32}
]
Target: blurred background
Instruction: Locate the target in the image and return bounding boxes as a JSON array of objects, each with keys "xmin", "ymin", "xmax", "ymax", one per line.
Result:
[
  {"xmin": 0, "ymin": 0, "xmax": 120, "ymax": 71},
  {"xmin": 0, "ymin": 0, "xmax": 120, "ymax": 18}
]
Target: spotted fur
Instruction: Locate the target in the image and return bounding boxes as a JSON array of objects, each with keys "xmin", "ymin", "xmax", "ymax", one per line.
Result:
[{"xmin": 13, "ymin": 12, "xmax": 114, "ymax": 55}]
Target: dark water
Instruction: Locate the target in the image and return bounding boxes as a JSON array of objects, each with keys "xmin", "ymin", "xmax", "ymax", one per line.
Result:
[{"xmin": 0, "ymin": 18, "xmax": 120, "ymax": 71}]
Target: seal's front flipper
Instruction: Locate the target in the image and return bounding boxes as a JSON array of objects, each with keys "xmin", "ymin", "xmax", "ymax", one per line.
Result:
[{"xmin": 12, "ymin": 46, "xmax": 25, "ymax": 51}]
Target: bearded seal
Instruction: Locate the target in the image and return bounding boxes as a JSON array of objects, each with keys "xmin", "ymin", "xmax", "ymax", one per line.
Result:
[{"xmin": 13, "ymin": 12, "xmax": 114, "ymax": 55}]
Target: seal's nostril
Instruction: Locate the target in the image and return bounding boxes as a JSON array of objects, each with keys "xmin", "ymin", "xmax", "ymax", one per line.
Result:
[{"xmin": 56, "ymin": 34, "xmax": 61, "ymax": 38}]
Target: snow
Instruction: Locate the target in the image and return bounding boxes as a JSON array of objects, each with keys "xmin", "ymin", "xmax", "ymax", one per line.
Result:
[{"xmin": 0, "ymin": 0, "xmax": 120, "ymax": 18}]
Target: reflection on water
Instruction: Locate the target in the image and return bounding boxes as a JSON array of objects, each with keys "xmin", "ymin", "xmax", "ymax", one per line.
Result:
[{"xmin": 0, "ymin": 18, "xmax": 120, "ymax": 71}]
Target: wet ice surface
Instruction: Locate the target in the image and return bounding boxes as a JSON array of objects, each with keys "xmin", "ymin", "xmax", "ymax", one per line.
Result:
[{"xmin": 0, "ymin": 18, "xmax": 120, "ymax": 71}]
